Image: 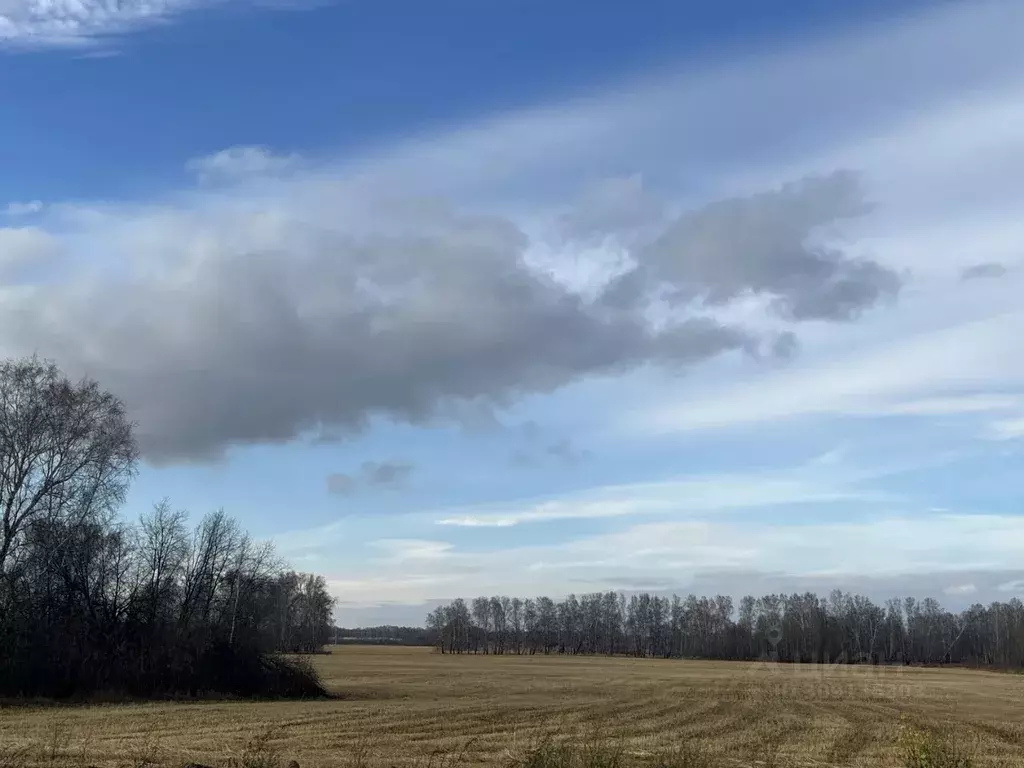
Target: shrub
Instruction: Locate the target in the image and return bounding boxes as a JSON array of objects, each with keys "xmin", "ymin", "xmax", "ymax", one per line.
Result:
[
  {"xmin": 898, "ymin": 718, "xmax": 974, "ymax": 768},
  {"xmin": 232, "ymin": 728, "xmax": 282, "ymax": 768},
  {"xmin": 195, "ymin": 643, "xmax": 328, "ymax": 699}
]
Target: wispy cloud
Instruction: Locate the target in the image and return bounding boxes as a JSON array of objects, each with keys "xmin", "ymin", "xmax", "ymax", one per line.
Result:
[
  {"xmin": 944, "ymin": 583, "xmax": 977, "ymax": 596},
  {"xmin": 631, "ymin": 312, "xmax": 1024, "ymax": 436},
  {"xmin": 0, "ymin": 1, "xmax": 323, "ymax": 50},
  {"xmin": 987, "ymin": 417, "xmax": 1024, "ymax": 441},
  {"xmin": 434, "ymin": 460, "xmax": 888, "ymax": 528},
  {"xmin": 322, "ymin": 511, "xmax": 1024, "ymax": 609},
  {"xmin": 0, "ymin": 0, "xmax": 207, "ymax": 49},
  {"xmin": 369, "ymin": 539, "xmax": 456, "ymax": 564},
  {"xmin": 863, "ymin": 394, "xmax": 1020, "ymax": 417},
  {"xmin": 561, "ymin": 514, "xmax": 1024, "ymax": 580}
]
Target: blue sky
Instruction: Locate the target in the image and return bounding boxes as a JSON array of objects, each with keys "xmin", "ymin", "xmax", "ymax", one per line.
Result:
[{"xmin": 3, "ymin": 0, "xmax": 1024, "ymax": 625}]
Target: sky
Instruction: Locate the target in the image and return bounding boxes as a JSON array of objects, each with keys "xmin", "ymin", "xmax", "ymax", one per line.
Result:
[{"xmin": 3, "ymin": 0, "xmax": 1024, "ymax": 626}]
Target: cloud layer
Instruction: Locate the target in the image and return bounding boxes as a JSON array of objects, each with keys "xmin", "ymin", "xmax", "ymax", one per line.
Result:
[
  {"xmin": 7, "ymin": 0, "xmax": 1023, "ymax": 465},
  {"xmin": 0, "ymin": 163, "xmax": 895, "ymax": 462}
]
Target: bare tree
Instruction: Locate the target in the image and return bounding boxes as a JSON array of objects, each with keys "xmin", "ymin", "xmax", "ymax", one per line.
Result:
[{"xmin": 0, "ymin": 357, "xmax": 137, "ymax": 590}]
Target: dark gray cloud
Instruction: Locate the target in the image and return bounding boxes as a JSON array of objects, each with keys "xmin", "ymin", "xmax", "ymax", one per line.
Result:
[
  {"xmin": 604, "ymin": 171, "xmax": 901, "ymax": 321},
  {"xmin": 960, "ymin": 262, "xmax": 1008, "ymax": 281},
  {"xmin": 327, "ymin": 460, "xmax": 414, "ymax": 495},
  {"xmin": 362, "ymin": 460, "xmax": 414, "ymax": 487},
  {"xmin": 3, "ymin": 170, "xmax": 897, "ymax": 463}
]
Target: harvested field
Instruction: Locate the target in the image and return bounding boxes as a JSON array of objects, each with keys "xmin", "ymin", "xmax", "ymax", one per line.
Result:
[{"xmin": 2, "ymin": 646, "xmax": 1023, "ymax": 767}]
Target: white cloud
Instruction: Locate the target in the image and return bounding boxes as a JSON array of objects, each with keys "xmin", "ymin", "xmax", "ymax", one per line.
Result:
[
  {"xmin": 370, "ymin": 539, "xmax": 455, "ymax": 563},
  {"xmin": 987, "ymin": 417, "xmax": 1024, "ymax": 441},
  {"xmin": 267, "ymin": 519, "xmax": 351, "ymax": 559},
  {"xmin": 186, "ymin": 145, "xmax": 302, "ymax": 184},
  {"xmin": 0, "ymin": 0, "xmax": 207, "ymax": 48},
  {"xmin": 865, "ymin": 395, "xmax": 1020, "ymax": 417},
  {"xmin": 0, "ymin": 226, "xmax": 62, "ymax": 276},
  {"xmin": 327, "ymin": 574, "xmax": 464, "ymax": 604},
  {"xmin": 944, "ymin": 583, "xmax": 977, "ymax": 596},
  {"xmin": 434, "ymin": 469, "xmax": 878, "ymax": 528},
  {"xmin": 3, "ymin": 201, "xmax": 44, "ymax": 217}
]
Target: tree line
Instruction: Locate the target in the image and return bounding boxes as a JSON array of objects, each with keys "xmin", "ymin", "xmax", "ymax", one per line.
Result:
[
  {"xmin": 426, "ymin": 591, "xmax": 1024, "ymax": 667},
  {"xmin": 0, "ymin": 357, "xmax": 335, "ymax": 698}
]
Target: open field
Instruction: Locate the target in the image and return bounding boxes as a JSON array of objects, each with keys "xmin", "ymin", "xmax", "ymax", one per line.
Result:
[{"xmin": 2, "ymin": 646, "xmax": 1024, "ymax": 767}]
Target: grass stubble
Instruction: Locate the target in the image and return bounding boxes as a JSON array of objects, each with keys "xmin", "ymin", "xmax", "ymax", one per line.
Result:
[{"xmin": 1, "ymin": 647, "xmax": 1022, "ymax": 768}]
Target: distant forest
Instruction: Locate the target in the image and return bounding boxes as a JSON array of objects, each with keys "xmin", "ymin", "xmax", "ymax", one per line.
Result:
[
  {"xmin": 424, "ymin": 592, "xmax": 1024, "ymax": 667},
  {"xmin": 333, "ymin": 626, "xmax": 436, "ymax": 646}
]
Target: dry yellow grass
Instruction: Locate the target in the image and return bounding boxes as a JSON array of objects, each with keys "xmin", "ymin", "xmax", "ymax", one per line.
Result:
[{"xmin": 2, "ymin": 646, "xmax": 1023, "ymax": 768}]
